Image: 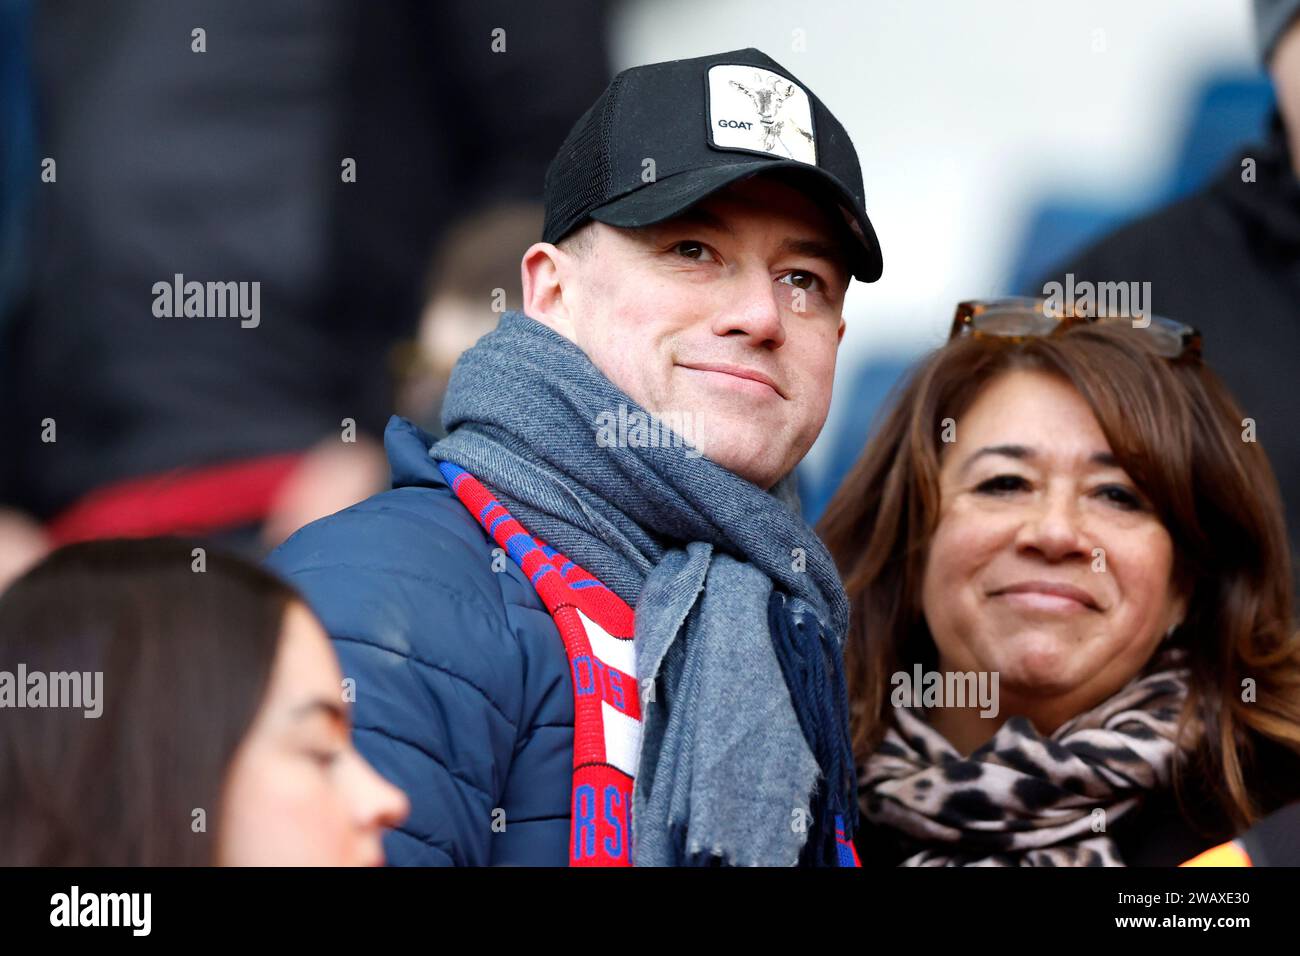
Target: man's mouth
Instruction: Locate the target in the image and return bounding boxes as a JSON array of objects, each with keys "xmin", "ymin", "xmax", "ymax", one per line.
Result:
[{"xmin": 676, "ymin": 362, "xmax": 785, "ymax": 399}]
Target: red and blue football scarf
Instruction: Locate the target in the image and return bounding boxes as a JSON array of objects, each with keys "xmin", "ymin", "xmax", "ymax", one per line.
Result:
[
  {"xmin": 439, "ymin": 459, "xmax": 860, "ymax": 868},
  {"xmin": 439, "ymin": 461, "xmax": 640, "ymax": 866}
]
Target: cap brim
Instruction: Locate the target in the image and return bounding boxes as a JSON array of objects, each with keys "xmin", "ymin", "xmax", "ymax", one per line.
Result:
[{"xmin": 587, "ymin": 160, "xmax": 883, "ymax": 282}]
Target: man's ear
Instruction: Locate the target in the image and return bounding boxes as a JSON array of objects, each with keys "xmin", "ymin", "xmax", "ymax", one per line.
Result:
[{"xmin": 521, "ymin": 241, "xmax": 578, "ymax": 342}]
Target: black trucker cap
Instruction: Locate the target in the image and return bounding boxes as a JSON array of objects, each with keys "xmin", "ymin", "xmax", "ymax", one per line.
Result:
[{"xmin": 542, "ymin": 47, "xmax": 883, "ymax": 283}]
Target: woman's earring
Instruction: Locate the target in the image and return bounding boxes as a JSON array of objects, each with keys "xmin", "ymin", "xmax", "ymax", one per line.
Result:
[{"xmin": 1164, "ymin": 622, "xmax": 1180, "ymax": 643}]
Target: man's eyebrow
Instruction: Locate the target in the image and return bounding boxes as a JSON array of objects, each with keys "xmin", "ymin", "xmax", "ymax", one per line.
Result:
[
  {"xmin": 289, "ymin": 698, "xmax": 350, "ymax": 726},
  {"xmin": 777, "ymin": 237, "xmax": 849, "ymax": 275},
  {"xmin": 644, "ymin": 212, "xmax": 849, "ymax": 281}
]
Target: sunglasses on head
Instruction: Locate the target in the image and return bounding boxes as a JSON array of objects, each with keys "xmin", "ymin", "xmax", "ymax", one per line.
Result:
[{"xmin": 950, "ymin": 296, "xmax": 1202, "ymax": 361}]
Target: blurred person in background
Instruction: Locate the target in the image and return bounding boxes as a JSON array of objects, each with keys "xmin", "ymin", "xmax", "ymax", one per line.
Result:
[
  {"xmin": 0, "ymin": 0, "xmax": 609, "ymax": 588},
  {"xmin": 0, "ymin": 537, "xmax": 409, "ymax": 865},
  {"xmin": 393, "ymin": 201, "xmax": 543, "ymax": 438},
  {"xmin": 1036, "ymin": 0, "xmax": 1300, "ymax": 579},
  {"xmin": 819, "ymin": 300, "xmax": 1300, "ymax": 865},
  {"xmin": 0, "ymin": 0, "xmax": 43, "ymax": 592}
]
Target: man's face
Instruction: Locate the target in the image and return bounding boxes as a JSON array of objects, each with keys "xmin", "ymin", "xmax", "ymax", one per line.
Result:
[{"xmin": 556, "ymin": 174, "xmax": 850, "ymax": 490}]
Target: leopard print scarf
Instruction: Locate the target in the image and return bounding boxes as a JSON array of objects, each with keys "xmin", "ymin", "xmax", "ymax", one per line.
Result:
[{"xmin": 859, "ymin": 648, "xmax": 1194, "ymax": 866}]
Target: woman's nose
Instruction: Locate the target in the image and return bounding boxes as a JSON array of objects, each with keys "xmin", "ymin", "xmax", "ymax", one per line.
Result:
[
  {"xmin": 1015, "ymin": 491, "xmax": 1088, "ymax": 560},
  {"xmin": 351, "ymin": 756, "xmax": 410, "ymax": 831}
]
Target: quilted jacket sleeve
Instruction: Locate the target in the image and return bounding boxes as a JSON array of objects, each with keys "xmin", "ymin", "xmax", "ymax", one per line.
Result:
[{"xmin": 266, "ymin": 484, "xmax": 571, "ymax": 865}]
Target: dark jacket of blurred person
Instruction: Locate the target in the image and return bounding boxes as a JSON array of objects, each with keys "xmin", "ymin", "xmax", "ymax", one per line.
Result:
[{"xmin": 0, "ymin": 0, "xmax": 609, "ymax": 557}]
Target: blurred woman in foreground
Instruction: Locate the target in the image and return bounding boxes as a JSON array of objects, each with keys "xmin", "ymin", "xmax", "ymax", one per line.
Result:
[
  {"xmin": 820, "ymin": 298, "xmax": 1300, "ymax": 865},
  {"xmin": 0, "ymin": 538, "xmax": 408, "ymax": 865}
]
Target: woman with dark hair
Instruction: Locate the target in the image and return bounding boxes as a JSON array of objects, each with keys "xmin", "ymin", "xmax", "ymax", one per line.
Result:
[
  {"xmin": 818, "ymin": 298, "xmax": 1300, "ymax": 866},
  {"xmin": 0, "ymin": 537, "xmax": 408, "ymax": 865}
]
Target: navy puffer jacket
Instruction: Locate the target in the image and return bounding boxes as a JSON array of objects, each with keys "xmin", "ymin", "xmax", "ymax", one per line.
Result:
[{"xmin": 267, "ymin": 415, "xmax": 573, "ymax": 865}]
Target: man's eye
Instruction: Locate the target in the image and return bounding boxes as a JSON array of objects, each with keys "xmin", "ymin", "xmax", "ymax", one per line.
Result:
[
  {"xmin": 974, "ymin": 474, "xmax": 1029, "ymax": 495},
  {"xmin": 779, "ymin": 271, "xmax": 821, "ymax": 292},
  {"xmin": 673, "ymin": 240, "xmax": 713, "ymax": 261}
]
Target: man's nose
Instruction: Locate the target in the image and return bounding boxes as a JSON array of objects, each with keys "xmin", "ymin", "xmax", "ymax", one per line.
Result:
[
  {"xmin": 710, "ymin": 266, "xmax": 786, "ymax": 347},
  {"xmin": 1014, "ymin": 488, "xmax": 1088, "ymax": 561}
]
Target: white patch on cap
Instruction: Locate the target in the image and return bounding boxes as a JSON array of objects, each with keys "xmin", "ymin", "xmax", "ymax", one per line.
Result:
[{"xmin": 707, "ymin": 64, "xmax": 816, "ymax": 165}]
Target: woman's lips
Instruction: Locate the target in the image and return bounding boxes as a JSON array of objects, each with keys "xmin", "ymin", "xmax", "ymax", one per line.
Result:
[
  {"xmin": 989, "ymin": 580, "xmax": 1102, "ymax": 613},
  {"xmin": 677, "ymin": 362, "xmax": 784, "ymax": 398}
]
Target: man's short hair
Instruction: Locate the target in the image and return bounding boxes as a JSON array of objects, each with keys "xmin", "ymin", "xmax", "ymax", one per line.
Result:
[{"xmin": 556, "ymin": 220, "xmax": 595, "ymax": 258}]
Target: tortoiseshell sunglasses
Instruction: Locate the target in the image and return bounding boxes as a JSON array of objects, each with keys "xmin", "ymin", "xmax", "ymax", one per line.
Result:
[{"xmin": 950, "ymin": 296, "xmax": 1202, "ymax": 360}]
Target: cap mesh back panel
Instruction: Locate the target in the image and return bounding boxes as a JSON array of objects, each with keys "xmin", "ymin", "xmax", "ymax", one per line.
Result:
[{"xmin": 543, "ymin": 74, "xmax": 625, "ymax": 242}]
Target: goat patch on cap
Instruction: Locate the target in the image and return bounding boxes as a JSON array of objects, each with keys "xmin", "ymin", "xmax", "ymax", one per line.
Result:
[{"xmin": 706, "ymin": 65, "xmax": 817, "ymax": 165}]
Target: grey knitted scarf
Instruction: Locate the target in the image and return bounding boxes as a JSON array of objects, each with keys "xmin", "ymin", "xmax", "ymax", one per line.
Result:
[{"xmin": 430, "ymin": 310, "xmax": 854, "ymax": 866}]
